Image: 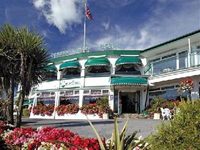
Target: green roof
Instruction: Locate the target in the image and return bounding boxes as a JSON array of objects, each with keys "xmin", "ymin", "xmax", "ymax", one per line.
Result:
[
  {"xmin": 46, "ymin": 65, "xmax": 57, "ymax": 72},
  {"xmin": 50, "ymin": 50, "xmax": 140, "ymax": 64},
  {"xmin": 111, "ymin": 76, "xmax": 147, "ymax": 85},
  {"xmin": 85, "ymin": 57, "xmax": 110, "ymax": 67},
  {"xmin": 59, "ymin": 61, "xmax": 80, "ymax": 70},
  {"xmin": 115, "ymin": 56, "xmax": 142, "ymax": 65}
]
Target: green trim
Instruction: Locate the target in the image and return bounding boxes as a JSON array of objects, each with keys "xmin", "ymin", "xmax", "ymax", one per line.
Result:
[
  {"xmin": 59, "ymin": 61, "xmax": 80, "ymax": 70},
  {"xmin": 111, "ymin": 76, "xmax": 147, "ymax": 85},
  {"xmin": 46, "ymin": 65, "xmax": 57, "ymax": 72},
  {"xmin": 23, "ymin": 99, "xmax": 33, "ymax": 106},
  {"xmin": 115, "ymin": 56, "xmax": 142, "ymax": 65},
  {"xmin": 50, "ymin": 50, "xmax": 140, "ymax": 64},
  {"xmin": 85, "ymin": 57, "xmax": 110, "ymax": 67},
  {"xmin": 144, "ymin": 64, "xmax": 152, "ymax": 74},
  {"xmin": 143, "ymin": 29, "xmax": 200, "ymax": 53}
]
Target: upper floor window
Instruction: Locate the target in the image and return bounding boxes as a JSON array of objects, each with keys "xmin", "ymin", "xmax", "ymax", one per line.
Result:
[
  {"xmin": 152, "ymin": 54, "xmax": 176, "ymax": 75},
  {"xmin": 59, "ymin": 61, "xmax": 81, "ymax": 79},
  {"xmin": 45, "ymin": 65, "xmax": 57, "ymax": 81},
  {"xmin": 86, "ymin": 66, "xmax": 110, "ymax": 75},
  {"xmin": 62, "ymin": 68, "xmax": 80, "ymax": 78},
  {"xmin": 115, "ymin": 56, "xmax": 142, "ymax": 75},
  {"xmin": 85, "ymin": 57, "xmax": 111, "ymax": 76},
  {"xmin": 115, "ymin": 64, "xmax": 141, "ymax": 75},
  {"xmin": 179, "ymin": 51, "xmax": 188, "ymax": 69}
]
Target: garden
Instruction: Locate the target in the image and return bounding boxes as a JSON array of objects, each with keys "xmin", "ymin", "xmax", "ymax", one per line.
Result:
[
  {"xmin": 31, "ymin": 97, "xmax": 112, "ymax": 119},
  {"xmin": 1, "ymin": 100, "xmax": 200, "ymax": 150}
]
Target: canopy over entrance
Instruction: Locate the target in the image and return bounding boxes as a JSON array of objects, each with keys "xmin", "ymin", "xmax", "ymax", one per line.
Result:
[{"xmin": 111, "ymin": 76, "xmax": 147, "ymax": 85}]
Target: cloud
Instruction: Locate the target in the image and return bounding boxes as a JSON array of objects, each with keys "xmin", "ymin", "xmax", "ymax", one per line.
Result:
[
  {"xmin": 91, "ymin": 0, "xmax": 200, "ymax": 50},
  {"xmin": 102, "ymin": 21, "xmax": 110, "ymax": 30},
  {"xmin": 33, "ymin": 0, "xmax": 45, "ymax": 9},
  {"xmin": 32, "ymin": 0, "xmax": 83, "ymax": 33},
  {"xmin": 53, "ymin": 0, "xmax": 200, "ymax": 52}
]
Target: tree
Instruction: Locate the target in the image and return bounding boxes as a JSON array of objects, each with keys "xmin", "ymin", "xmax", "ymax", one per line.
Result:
[
  {"xmin": 0, "ymin": 25, "xmax": 19, "ymax": 124},
  {"xmin": 0, "ymin": 24, "xmax": 49, "ymax": 126},
  {"xmin": 15, "ymin": 27, "xmax": 49, "ymax": 127}
]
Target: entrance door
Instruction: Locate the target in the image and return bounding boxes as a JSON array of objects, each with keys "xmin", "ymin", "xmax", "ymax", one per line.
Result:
[{"xmin": 120, "ymin": 92, "xmax": 139, "ymax": 113}]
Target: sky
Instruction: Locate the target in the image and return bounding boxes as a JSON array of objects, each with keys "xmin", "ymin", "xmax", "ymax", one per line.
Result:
[{"xmin": 0, "ymin": 0, "xmax": 200, "ymax": 54}]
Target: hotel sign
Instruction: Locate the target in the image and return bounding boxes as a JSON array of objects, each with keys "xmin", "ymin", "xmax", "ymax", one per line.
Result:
[{"xmin": 60, "ymin": 79, "xmax": 80, "ymax": 88}]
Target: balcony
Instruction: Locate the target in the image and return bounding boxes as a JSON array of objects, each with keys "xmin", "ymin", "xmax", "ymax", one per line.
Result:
[{"xmin": 145, "ymin": 51, "xmax": 200, "ymax": 83}]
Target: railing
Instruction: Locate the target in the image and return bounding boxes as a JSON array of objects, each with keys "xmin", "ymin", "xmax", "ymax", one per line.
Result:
[{"xmin": 145, "ymin": 51, "xmax": 200, "ymax": 76}]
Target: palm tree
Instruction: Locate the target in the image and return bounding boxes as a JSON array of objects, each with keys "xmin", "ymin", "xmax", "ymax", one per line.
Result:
[
  {"xmin": 15, "ymin": 27, "xmax": 49, "ymax": 127},
  {"xmin": 0, "ymin": 25, "xmax": 19, "ymax": 124},
  {"xmin": 0, "ymin": 24, "xmax": 49, "ymax": 126}
]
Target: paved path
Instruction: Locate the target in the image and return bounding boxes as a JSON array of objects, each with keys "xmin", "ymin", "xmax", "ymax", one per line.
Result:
[{"xmin": 22, "ymin": 118, "xmax": 164, "ymax": 139}]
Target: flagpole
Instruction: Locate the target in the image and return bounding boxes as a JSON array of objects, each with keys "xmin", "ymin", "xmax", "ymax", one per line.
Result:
[{"xmin": 83, "ymin": 0, "xmax": 87, "ymax": 53}]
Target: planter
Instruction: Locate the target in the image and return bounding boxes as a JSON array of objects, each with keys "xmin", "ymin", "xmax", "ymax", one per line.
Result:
[
  {"xmin": 103, "ymin": 113, "xmax": 109, "ymax": 119},
  {"xmin": 153, "ymin": 113, "xmax": 160, "ymax": 120}
]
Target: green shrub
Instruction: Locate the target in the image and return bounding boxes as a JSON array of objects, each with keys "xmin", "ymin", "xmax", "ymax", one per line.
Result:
[
  {"xmin": 148, "ymin": 100, "xmax": 200, "ymax": 150},
  {"xmin": 22, "ymin": 108, "xmax": 30, "ymax": 117},
  {"xmin": 148, "ymin": 97, "xmax": 166, "ymax": 113},
  {"xmin": 96, "ymin": 96, "xmax": 109, "ymax": 108}
]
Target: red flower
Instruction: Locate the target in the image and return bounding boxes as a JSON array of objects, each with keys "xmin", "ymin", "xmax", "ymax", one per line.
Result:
[
  {"xmin": 32, "ymin": 104, "xmax": 54, "ymax": 116},
  {"xmin": 56, "ymin": 104, "xmax": 79, "ymax": 116}
]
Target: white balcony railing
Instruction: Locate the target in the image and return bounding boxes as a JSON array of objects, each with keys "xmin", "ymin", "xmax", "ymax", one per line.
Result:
[{"xmin": 145, "ymin": 51, "xmax": 200, "ymax": 76}]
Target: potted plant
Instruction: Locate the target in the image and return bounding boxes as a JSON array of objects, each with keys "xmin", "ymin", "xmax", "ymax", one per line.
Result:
[
  {"xmin": 147, "ymin": 97, "xmax": 165, "ymax": 119},
  {"xmin": 96, "ymin": 97, "xmax": 111, "ymax": 119},
  {"xmin": 153, "ymin": 108, "xmax": 161, "ymax": 120}
]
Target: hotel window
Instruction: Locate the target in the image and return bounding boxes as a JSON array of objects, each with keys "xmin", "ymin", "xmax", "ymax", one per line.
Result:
[
  {"xmin": 115, "ymin": 64, "xmax": 141, "ymax": 75},
  {"xmin": 37, "ymin": 92, "xmax": 55, "ymax": 105},
  {"xmin": 83, "ymin": 90, "xmax": 90, "ymax": 95},
  {"xmin": 102, "ymin": 90, "xmax": 109, "ymax": 95},
  {"xmin": 59, "ymin": 96, "xmax": 79, "ymax": 105},
  {"xmin": 74, "ymin": 90, "xmax": 79, "ymax": 95},
  {"xmin": 65, "ymin": 91, "xmax": 73, "ymax": 96},
  {"xmin": 153, "ymin": 54, "xmax": 176, "ymax": 75},
  {"xmin": 59, "ymin": 90, "xmax": 79, "ymax": 105},
  {"xmin": 149, "ymin": 85, "xmax": 179, "ymax": 101},
  {"xmin": 179, "ymin": 51, "xmax": 188, "ymax": 69},
  {"xmin": 91, "ymin": 90, "xmax": 101, "ymax": 95},
  {"xmin": 86, "ymin": 66, "xmax": 110, "ymax": 76},
  {"xmin": 62, "ymin": 68, "xmax": 80, "ymax": 79}
]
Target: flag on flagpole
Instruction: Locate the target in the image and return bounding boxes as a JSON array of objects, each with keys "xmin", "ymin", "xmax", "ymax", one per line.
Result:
[{"xmin": 85, "ymin": 6, "xmax": 93, "ymax": 20}]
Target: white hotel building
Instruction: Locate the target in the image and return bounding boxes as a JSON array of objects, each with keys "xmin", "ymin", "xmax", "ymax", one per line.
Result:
[{"xmin": 29, "ymin": 29, "xmax": 200, "ymax": 119}]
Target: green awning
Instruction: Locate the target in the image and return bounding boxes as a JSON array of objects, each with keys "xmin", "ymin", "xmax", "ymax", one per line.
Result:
[
  {"xmin": 85, "ymin": 57, "xmax": 110, "ymax": 67},
  {"xmin": 23, "ymin": 99, "xmax": 33, "ymax": 106},
  {"xmin": 111, "ymin": 77, "xmax": 147, "ymax": 85},
  {"xmin": 59, "ymin": 61, "xmax": 80, "ymax": 70},
  {"xmin": 46, "ymin": 65, "xmax": 57, "ymax": 72},
  {"xmin": 115, "ymin": 56, "xmax": 142, "ymax": 66}
]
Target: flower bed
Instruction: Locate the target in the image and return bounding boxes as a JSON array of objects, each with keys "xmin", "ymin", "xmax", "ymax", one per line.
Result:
[
  {"xmin": 2, "ymin": 126, "xmax": 100, "ymax": 150},
  {"xmin": 56, "ymin": 104, "xmax": 79, "ymax": 116},
  {"xmin": 32, "ymin": 104, "xmax": 54, "ymax": 116},
  {"xmin": 81, "ymin": 103, "xmax": 110, "ymax": 118}
]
